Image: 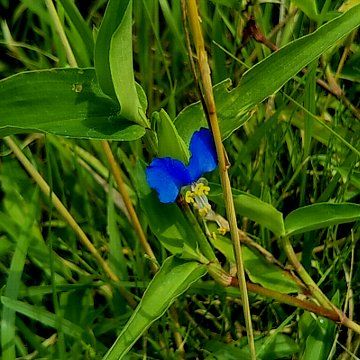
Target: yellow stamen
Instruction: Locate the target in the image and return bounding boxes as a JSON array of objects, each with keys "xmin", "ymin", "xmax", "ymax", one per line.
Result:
[
  {"xmin": 185, "ymin": 190, "xmax": 195, "ymax": 203},
  {"xmin": 217, "ymin": 227, "xmax": 228, "ymax": 235},
  {"xmin": 193, "ymin": 183, "xmax": 210, "ymax": 196},
  {"xmin": 198, "ymin": 203, "xmax": 211, "ymax": 217},
  {"xmin": 198, "ymin": 207, "xmax": 209, "ymax": 217}
]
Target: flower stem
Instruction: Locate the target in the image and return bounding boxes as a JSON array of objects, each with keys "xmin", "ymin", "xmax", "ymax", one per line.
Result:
[
  {"xmin": 181, "ymin": 202, "xmax": 218, "ymax": 262},
  {"xmin": 185, "ymin": 2, "xmax": 256, "ymax": 358},
  {"xmin": 4, "ymin": 136, "xmax": 136, "ymax": 308}
]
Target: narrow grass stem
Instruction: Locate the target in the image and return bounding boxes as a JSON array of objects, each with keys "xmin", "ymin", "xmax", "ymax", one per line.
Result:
[
  {"xmin": 101, "ymin": 141, "xmax": 159, "ymax": 273},
  {"xmin": 4, "ymin": 136, "xmax": 136, "ymax": 308},
  {"xmin": 284, "ymin": 93, "xmax": 360, "ymax": 157},
  {"xmin": 186, "ymin": 1, "xmax": 256, "ymax": 358},
  {"xmin": 44, "ymin": 0, "xmax": 77, "ymax": 67}
]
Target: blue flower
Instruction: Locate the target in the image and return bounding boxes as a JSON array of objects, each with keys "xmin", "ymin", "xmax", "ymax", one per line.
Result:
[{"xmin": 146, "ymin": 128, "xmax": 218, "ymax": 203}]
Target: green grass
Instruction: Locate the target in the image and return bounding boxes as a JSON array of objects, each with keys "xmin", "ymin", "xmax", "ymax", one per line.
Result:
[{"xmin": 0, "ymin": 1, "xmax": 359, "ymax": 359}]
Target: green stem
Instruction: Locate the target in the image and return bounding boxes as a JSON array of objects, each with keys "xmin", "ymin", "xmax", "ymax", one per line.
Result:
[
  {"xmin": 181, "ymin": 202, "xmax": 218, "ymax": 262},
  {"xmin": 282, "ymin": 236, "xmax": 335, "ymax": 310}
]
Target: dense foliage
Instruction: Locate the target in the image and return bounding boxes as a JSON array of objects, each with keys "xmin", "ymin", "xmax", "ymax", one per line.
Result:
[{"xmin": 0, "ymin": 0, "xmax": 359, "ymax": 359}]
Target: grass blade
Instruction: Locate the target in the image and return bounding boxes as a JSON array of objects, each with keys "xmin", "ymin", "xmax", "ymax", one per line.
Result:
[{"xmin": 103, "ymin": 257, "xmax": 206, "ymax": 359}]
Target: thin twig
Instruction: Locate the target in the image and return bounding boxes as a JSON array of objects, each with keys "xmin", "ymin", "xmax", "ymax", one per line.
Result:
[
  {"xmin": 229, "ymin": 278, "xmax": 360, "ymax": 335},
  {"xmin": 204, "ymin": 264, "xmax": 360, "ymax": 334},
  {"xmin": 335, "ymin": 30, "xmax": 357, "ymax": 80},
  {"xmin": 101, "ymin": 141, "xmax": 159, "ymax": 273},
  {"xmin": 295, "ymin": 237, "xmax": 347, "ymax": 257},
  {"xmin": 185, "ymin": 1, "xmax": 256, "ymax": 358}
]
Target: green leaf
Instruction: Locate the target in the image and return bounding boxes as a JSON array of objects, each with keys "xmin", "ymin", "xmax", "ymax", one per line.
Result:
[
  {"xmin": 205, "ymin": 334, "xmax": 298, "ymax": 360},
  {"xmin": 175, "ymin": 5, "xmax": 360, "ymax": 143},
  {"xmin": 175, "ymin": 79, "xmax": 239, "ymax": 145},
  {"xmin": 207, "ymin": 224, "xmax": 300, "ymax": 294},
  {"xmin": 156, "ymin": 109, "xmax": 190, "ymax": 163},
  {"xmin": 285, "ymin": 203, "xmax": 360, "ymax": 236},
  {"xmin": 103, "ymin": 257, "xmax": 207, "ymax": 359},
  {"xmin": 94, "ymin": 0, "xmax": 129, "ymax": 99},
  {"xmin": 1, "ymin": 192, "xmax": 37, "ymax": 360},
  {"xmin": 95, "ymin": 0, "xmax": 148, "ymax": 126},
  {"xmin": 0, "ymin": 68, "xmax": 145, "ymax": 140},
  {"xmin": 339, "ymin": 0, "xmax": 360, "ymax": 12},
  {"xmin": 110, "ymin": 0, "xmax": 148, "ymax": 126},
  {"xmin": 299, "ymin": 313, "xmax": 336, "ymax": 360},
  {"xmin": 256, "ymin": 334, "xmax": 299, "ymax": 360},
  {"xmin": 0, "ymin": 297, "xmax": 84, "ymax": 339},
  {"xmin": 208, "ymin": 183, "xmax": 285, "ymax": 236},
  {"xmin": 209, "ymin": 0, "xmax": 241, "ymax": 8},
  {"xmin": 57, "ymin": 0, "xmax": 94, "ymax": 60},
  {"xmin": 292, "ymin": 0, "xmax": 319, "ymax": 21}
]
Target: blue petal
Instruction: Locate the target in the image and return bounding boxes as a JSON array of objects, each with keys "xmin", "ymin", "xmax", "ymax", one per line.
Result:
[
  {"xmin": 146, "ymin": 157, "xmax": 192, "ymax": 203},
  {"xmin": 187, "ymin": 128, "xmax": 217, "ymax": 182}
]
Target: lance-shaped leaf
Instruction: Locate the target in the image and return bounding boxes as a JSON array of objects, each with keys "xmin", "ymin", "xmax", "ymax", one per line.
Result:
[
  {"xmin": 284, "ymin": 203, "xmax": 360, "ymax": 236},
  {"xmin": 175, "ymin": 5, "xmax": 360, "ymax": 144},
  {"xmin": 0, "ymin": 68, "xmax": 145, "ymax": 140},
  {"xmin": 95, "ymin": 0, "xmax": 148, "ymax": 126},
  {"xmin": 207, "ymin": 223, "xmax": 300, "ymax": 294},
  {"xmin": 1, "ymin": 297, "xmax": 84, "ymax": 339},
  {"xmin": 156, "ymin": 109, "xmax": 190, "ymax": 163},
  {"xmin": 103, "ymin": 257, "xmax": 207, "ymax": 359},
  {"xmin": 292, "ymin": 0, "xmax": 320, "ymax": 21},
  {"xmin": 208, "ymin": 183, "xmax": 285, "ymax": 236}
]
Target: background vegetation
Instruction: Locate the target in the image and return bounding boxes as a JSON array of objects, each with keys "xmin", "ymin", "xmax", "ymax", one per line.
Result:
[{"xmin": 0, "ymin": 0, "xmax": 359, "ymax": 359}]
